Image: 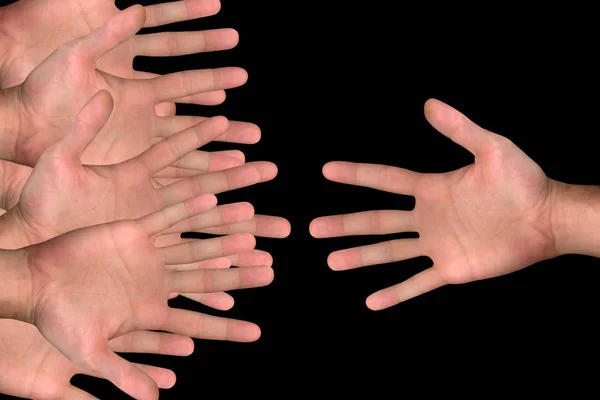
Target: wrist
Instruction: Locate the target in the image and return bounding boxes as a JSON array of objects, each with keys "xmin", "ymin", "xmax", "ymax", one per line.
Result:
[
  {"xmin": 0, "ymin": 248, "xmax": 33, "ymax": 323},
  {"xmin": 0, "ymin": 86, "xmax": 24, "ymax": 161},
  {"xmin": 549, "ymin": 180, "xmax": 600, "ymax": 258}
]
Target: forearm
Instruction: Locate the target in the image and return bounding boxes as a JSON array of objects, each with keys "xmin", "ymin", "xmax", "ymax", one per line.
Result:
[
  {"xmin": 551, "ymin": 180, "xmax": 600, "ymax": 258},
  {"xmin": 0, "ymin": 86, "xmax": 23, "ymax": 161},
  {"xmin": 0, "ymin": 248, "xmax": 32, "ymax": 322}
]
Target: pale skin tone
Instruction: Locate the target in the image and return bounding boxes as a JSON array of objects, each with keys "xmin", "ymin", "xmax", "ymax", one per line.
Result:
[
  {"xmin": 311, "ymin": 98, "xmax": 568, "ymax": 310},
  {"xmin": 0, "ymin": 90, "xmax": 286, "ymax": 309},
  {"xmin": 0, "ymin": 5, "xmax": 255, "ymax": 167},
  {"xmin": 0, "ymin": 193, "xmax": 275, "ymax": 400},
  {"xmin": 0, "ymin": 319, "xmax": 195, "ymax": 399}
]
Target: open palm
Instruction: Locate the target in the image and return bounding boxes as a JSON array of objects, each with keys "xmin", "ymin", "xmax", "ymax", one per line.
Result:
[
  {"xmin": 1, "ymin": 91, "xmax": 277, "ymax": 250},
  {"xmin": 27, "ymin": 193, "xmax": 274, "ymax": 399},
  {"xmin": 0, "ymin": 319, "xmax": 195, "ymax": 399},
  {"xmin": 310, "ymin": 99, "xmax": 558, "ymax": 310},
  {"xmin": 12, "ymin": 5, "xmax": 249, "ymax": 167},
  {"xmin": 0, "ymin": 0, "xmax": 231, "ymax": 101}
]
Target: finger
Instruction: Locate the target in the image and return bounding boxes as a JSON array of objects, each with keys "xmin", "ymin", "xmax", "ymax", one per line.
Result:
[
  {"xmin": 135, "ymin": 364, "xmax": 177, "ymax": 389},
  {"xmin": 80, "ymin": 5, "xmax": 145, "ymax": 60},
  {"xmin": 161, "ymin": 202, "xmax": 255, "ymax": 235},
  {"xmin": 152, "ymin": 150, "xmax": 245, "ymax": 178},
  {"xmin": 424, "ymin": 98, "xmax": 497, "ymax": 156},
  {"xmin": 161, "ymin": 308, "xmax": 261, "ymax": 342},
  {"xmin": 327, "ymin": 238, "xmax": 423, "ymax": 270},
  {"xmin": 135, "ymin": 28, "xmax": 239, "ymax": 57},
  {"xmin": 322, "ymin": 161, "xmax": 422, "ymax": 195},
  {"xmin": 155, "ymin": 101, "xmax": 177, "ymax": 117},
  {"xmin": 181, "ymin": 292, "xmax": 235, "ymax": 311},
  {"xmin": 135, "ymin": 116, "xmax": 229, "ymax": 174},
  {"xmin": 159, "ymin": 162, "xmax": 277, "ymax": 205},
  {"xmin": 135, "ymin": 71, "xmax": 227, "ymax": 108},
  {"xmin": 169, "ymin": 266, "xmax": 274, "ymax": 293},
  {"xmin": 164, "ymin": 249, "xmax": 273, "ymax": 271},
  {"xmin": 109, "ymin": 331, "xmax": 194, "ymax": 356},
  {"xmin": 156, "ymin": 116, "xmax": 261, "ymax": 143},
  {"xmin": 228, "ymin": 250, "xmax": 273, "ymax": 267},
  {"xmin": 165, "ymin": 257, "xmax": 233, "ymax": 271},
  {"xmin": 138, "ymin": 193, "xmax": 217, "ymax": 236},
  {"xmin": 62, "ymin": 387, "xmax": 99, "ymax": 400},
  {"xmin": 161, "ymin": 233, "xmax": 256, "ymax": 265},
  {"xmin": 58, "ymin": 90, "xmax": 114, "ymax": 161},
  {"xmin": 199, "ymin": 215, "xmax": 292, "ymax": 238},
  {"xmin": 150, "ymin": 67, "xmax": 248, "ymax": 102},
  {"xmin": 89, "ymin": 349, "xmax": 158, "ymax": 400},
  {"xmin": 144, "ymin": 0, "xmax": 221, "ymax": 28},
  {"xmin": 310, "ymin": 210, "xmax": 415, "ymax": 238},
  {"xmin": 366, "ymin": 267, "xmax": 445, "ymax": 310}
]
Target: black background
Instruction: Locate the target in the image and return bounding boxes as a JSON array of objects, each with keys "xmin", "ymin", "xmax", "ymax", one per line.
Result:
[{"xmin": 2, "ymin": 0, "xmax": 600, "ymax": 398}]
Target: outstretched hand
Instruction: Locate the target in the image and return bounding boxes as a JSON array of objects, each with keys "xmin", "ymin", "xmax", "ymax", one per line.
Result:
[
  {"xmin": 10, "ymin": 5, "xmax": 251, "ymax": 167},
  {"xmin": 26, "ymin": 193, "xmax": 274, "ymax": 399},
  {"xmin": 0, "ymin": 319, "xmax": 195, "ymax": 399},
  {"xmin": 0, "ymin": 0, "xmax": 233, "ymax": 110},
  {"xmin": 0, "ymin": 91, "xmax": 283, "ymax": 250},
  {"xmin": 310, "ymin": 99, "xmax": 559, "ymax": 310}
]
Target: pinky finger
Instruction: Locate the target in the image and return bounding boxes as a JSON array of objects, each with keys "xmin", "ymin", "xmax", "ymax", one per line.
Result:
[
  {"xmin": 135, "ymin": 364, "xmax": 177, "ymax": 389},
  {"xmin": 366, "ymin": 268, "xmax": 445, "ymax": 310},
  {"xmin": 182, "ymin": 292, "xmax": 235, "ymax": 311}
]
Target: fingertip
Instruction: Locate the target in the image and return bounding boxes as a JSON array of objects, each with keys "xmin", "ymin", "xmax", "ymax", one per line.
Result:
[
  {"xmin": 182, "ymin": 337, "xmax": 195, "ymax": 356},
  {"xmin": 280, "ymin": 220, "xmax": 292, "ymax": 238},
  {"xmin": 238, "ymin": 201, "xmax": 255, "ymax": 218},
  {"xmin": 366, "ymin": 295, "xmax": 384, "ymax": 311},
  {"xmin": 226, "ymin": 28, "xmax": 240, "ymax": 46},
  {"xmin": 327, "ymin": 252, "xmax": 343, "ymax": 271},
  {"xmin": 194, "ymin": 193, "xmax": 218, "ymax": 210},
  {"xmin": 246, "ymin": 123, "xmax": 261, "ymax": 144},
  {"xmin": 248, "ymin": 324, "xmax": 262, "ymax": 341},
  {"xmin": 210, "ymin": 115, "xmax": 230, "ymax": 132},
  {"xmin": 124, "ymin": 4, "xmax": 147, "ymax": 30},
  {"xmin": 322, "ymin": 162, "xmax": 337, "ymax": 179},
  {"xmin": 226, "ymin": 150, "xmax": 245, "ymax": 163},
  {"xmin": 309, "ymin": 218, "xmax": 324, "ymax": 238}
]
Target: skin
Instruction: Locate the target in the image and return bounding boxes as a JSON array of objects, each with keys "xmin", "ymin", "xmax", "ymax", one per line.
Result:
[
  {"xmin": 4, "ymin": 193, "xmax": 274, "ymax": 400},
  {"xmin": 0, "ymin": 0, "xmax": 235, "ymax": 113},
  {"xmin": 0, "ymin": 319, "xmax": 195, "ymax": 399},
  {"xmin": 0, "ymin": 5, "xmax": 251, "ymax": 167},
  {"xmin": 310, "ymin": 98, "xmax": 561, "ymax": 310},
  {"xmin": 0, "ymin": 90, "xmax": 284, "ymax": 309}
]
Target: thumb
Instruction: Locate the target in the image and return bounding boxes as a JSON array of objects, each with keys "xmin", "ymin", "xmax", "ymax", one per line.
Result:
[
  {"xmin": 424, "ymin": 98, "xmax": 496, "ymax": 156},
  {"xmin": 59, "ymin": 90, "xmax": 114, "ymax": 162},
  {"xmin": 79, "ymin": 5, "xmax": 146, "ymax": 61},
  {"xmin": 87, "ymin": 347, "xmax": 159, "ymax": 400}
]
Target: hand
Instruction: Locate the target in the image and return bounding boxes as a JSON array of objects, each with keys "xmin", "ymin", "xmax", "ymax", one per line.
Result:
[
  {"xmin": 0, "ymin": 0, "xmax": 231, "ymax": 107},
  {"xmin": 310, "ymin": 99, "xmax": 559, "ymax": 310},
  {"xmin": 0, "ymin": 319, "xmax": 194, "ymax": 399},
  {"xmin": 10, "ymin": 5, "xmax": 250, "ymax": 167},
  {"xmin": 24, "ymin": 194, "xmax": 274, "ymax": 399},
  {"xmin": 0, "ymin": 91, "xmax": 280, "ymax": 249}
]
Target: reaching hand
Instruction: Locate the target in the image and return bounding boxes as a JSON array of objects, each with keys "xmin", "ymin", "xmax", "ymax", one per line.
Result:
[
  {"xmin": 0, "ymin": 0, "xmax": 231, "ymax": 107},
  {"xmin": 10, "ymin": 5, "xmax": 250, "ymax": 167},
  {"xmin": 25, "ymin": 193, "xmax": 274, "ymax": 399},
  {"xmin": 0, "ymin": 90, "xmax": 282, "ymax": 249},
  {"xmin": 0, "ymin": 319, "xmax": 194, "ymax": 399},
  {"xmin": 310, "ymin": 99, "xmax": 558, "ymax": 310}
]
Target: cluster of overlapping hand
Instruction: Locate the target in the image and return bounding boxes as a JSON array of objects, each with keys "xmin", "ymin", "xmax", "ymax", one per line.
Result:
[{"xmin": 1, "ymin": 1, "xmax": 575, "ymax": 399}]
